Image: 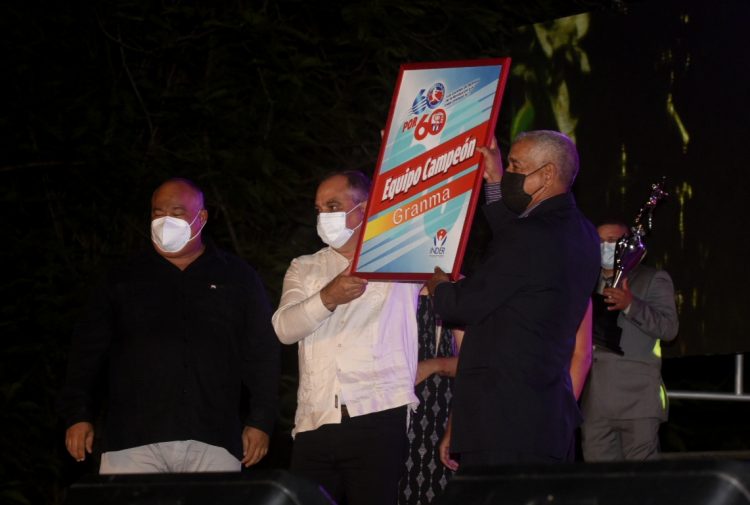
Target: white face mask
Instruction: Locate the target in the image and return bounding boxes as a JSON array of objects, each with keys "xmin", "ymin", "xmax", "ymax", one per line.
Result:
[
  {"xmin": 151, "ymin": 213, "xmax": 204, "ymax": 253},
  {"xmin": 316, "ymin": 203, "xmax": 363, "ymax": 249},
  {"xmin": 600, "ymin": 241, "xmax": 617, "ymax": 269}
]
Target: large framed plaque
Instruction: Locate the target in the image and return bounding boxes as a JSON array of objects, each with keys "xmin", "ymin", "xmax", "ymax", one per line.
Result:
[{"xmin": 351, "ymin": 58, "xmax": 511, "ymax": 281}]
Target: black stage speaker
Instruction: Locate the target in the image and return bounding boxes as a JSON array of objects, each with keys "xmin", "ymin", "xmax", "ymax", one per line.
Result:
[
  {"xmin": 435, "ymin": 459, "xmax": 750, "ymax": 505},
  {"xmin": 63, "ymin": 469, "xmax": 335, "ymax": 505}
]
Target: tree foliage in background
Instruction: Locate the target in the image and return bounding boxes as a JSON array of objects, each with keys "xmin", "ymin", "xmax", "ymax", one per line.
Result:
[{"xmin": 1, "ymin": 1, "xmax": 626, "ymax": 503}]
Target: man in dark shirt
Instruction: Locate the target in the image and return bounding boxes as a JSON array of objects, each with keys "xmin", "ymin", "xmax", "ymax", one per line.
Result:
[{"xmin": 59, "ymin": 178, "xmax": 280, "ymax": 473}]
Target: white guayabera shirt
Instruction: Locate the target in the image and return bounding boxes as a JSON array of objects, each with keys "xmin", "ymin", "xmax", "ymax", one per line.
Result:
[{"xmin": 272, "ymin": 246, "xmax": 420, "ymax": 437}]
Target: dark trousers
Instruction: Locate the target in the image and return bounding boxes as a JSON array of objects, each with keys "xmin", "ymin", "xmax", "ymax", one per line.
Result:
[
  {"xmin": 290, "ymin": 406, "xmax": 408, "ymax": 505},
  {"xmin": 459, "ymin": 434, "xmax": 576, "ymax": 469}
]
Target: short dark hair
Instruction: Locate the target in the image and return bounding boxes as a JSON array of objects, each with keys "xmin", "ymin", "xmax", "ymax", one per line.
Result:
[
  {"xmin": 596, "ymin": 216, "xmax": 630, "ymax": 230},
  {"xmin": 320, "ymin": 170, "xmax": 371, "ymax": 203}
]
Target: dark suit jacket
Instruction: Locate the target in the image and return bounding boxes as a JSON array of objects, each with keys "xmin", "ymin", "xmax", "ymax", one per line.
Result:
[{"xmin": 434, "ymin": 193, "xmax": 600, "ymax": 460}]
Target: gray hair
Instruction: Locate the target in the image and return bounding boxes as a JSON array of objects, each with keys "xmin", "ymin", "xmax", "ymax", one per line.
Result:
[{"xmin": 514, "ymin": 130, "xmax": 580, "ymax": 189}]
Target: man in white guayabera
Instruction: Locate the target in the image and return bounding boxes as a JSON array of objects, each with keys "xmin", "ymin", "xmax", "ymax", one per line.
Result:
[{"xmin": 273, "ymin": 171, "xmax": 420, "ymax": 505}]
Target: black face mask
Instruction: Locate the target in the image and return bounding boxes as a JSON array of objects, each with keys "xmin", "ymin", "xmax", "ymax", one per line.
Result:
[{"xmin": 500, "ymin": 165, "xmax": 546, "ymax": 215}]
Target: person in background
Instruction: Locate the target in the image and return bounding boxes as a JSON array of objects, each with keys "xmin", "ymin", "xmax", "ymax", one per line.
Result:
[
  {"xmin": 580, "ymin": 218, "xmax": 679, "ymax": 461},
  {"xmin": 399, "ymin": 288, "xmax": 464, "ymax": 505}
]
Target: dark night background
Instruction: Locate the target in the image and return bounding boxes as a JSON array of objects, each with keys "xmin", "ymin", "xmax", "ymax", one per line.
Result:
[{"xmin": 1, "ymin": 1, "xmax": 748, "ymax": 504}]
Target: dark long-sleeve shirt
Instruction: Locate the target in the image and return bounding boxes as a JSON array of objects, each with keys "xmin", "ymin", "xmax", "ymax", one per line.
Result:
[{"xmin": 58, "ymin": 241, "xmax": 280, "ymax": 459}]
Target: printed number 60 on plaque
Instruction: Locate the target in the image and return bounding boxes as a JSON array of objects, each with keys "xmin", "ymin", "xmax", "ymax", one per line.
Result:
[{"xmin": 351, "ymin": 58, "xmax": 511, "ymax": 281}]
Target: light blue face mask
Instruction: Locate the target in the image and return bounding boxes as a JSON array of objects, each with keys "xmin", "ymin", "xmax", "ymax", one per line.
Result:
[{"xmin": 600, "ymin": 241, "xmax": 617, "ymax": 269}]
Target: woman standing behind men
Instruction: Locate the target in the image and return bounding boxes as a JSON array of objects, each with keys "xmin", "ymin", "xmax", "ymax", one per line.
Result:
[{"xmin": 399, "ymin": 286, "xmax": 463, "ymax": 505}]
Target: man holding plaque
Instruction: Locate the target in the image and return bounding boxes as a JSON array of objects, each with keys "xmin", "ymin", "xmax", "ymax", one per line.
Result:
[
  {"xmin": 580, "ymin": 219, "xmax": 679, "ymax": 461},
  {"xmin": 428, "ymin": 130, "xmax": 600, "ymax": 467},
  {"xmin": 272, "ymin": 171, "xmax": 420, "ymax": 505}
]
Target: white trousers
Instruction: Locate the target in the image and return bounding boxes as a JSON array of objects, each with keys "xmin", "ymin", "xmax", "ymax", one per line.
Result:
[{"xmin": 100, "ymin": 440, "xmax": 241, "ymax": 474}]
